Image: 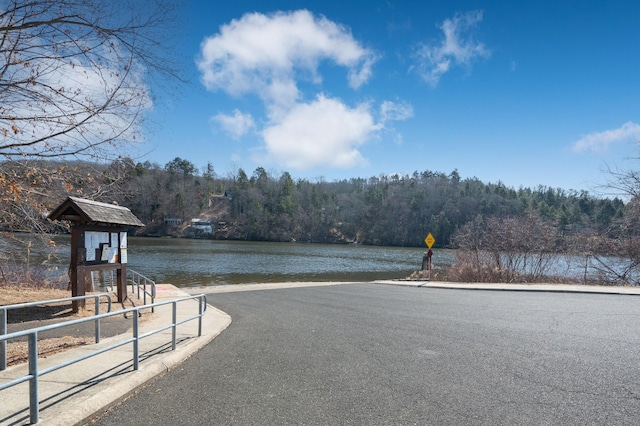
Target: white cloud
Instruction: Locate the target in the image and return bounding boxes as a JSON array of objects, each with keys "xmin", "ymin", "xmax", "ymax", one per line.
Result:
[
  {"xmin": 413, "ymin": 10, "xmax": 490, "ymax": 86},
  {"xmin": 211, "ymin": 109, "xmax": 255, "ymax": 138},
  {"xmin": 197, "ymin": 9, "xmax": 377, "ymax": 110},
  {"xmin": 380, "ymin": 101, "xmax": 414, "ymax": 122},
  {"xmin": 198, "ymin": 10, "xmax": 414, "ymax": 171},
  {"xmin": 261, "ymin": 95, "xmax": 380, "ymax": 169},
  {"xmin": 572, "ymin": 122, "xmax": 640, "ymax": 153}
]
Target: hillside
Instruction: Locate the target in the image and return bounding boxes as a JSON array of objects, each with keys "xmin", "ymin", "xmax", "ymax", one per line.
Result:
[{"xmin": 0, "ymin": 158, "xmax": 629, "ymax": 248}]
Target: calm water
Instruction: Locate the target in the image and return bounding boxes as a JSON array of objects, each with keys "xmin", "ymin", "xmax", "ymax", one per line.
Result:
[
  {"xmin": 43, "ymin": 237, "xmax": 452, "ymax": 288},
  {"xmin": 126, "ymin": 238, "xmax": 451, "ymax": 288},
  {"xmin": 18, "ymin": 235, "xmax": 633, "ymax": 287}
]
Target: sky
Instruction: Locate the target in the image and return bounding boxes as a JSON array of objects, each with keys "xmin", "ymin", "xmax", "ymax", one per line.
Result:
[{"xmin": 140, "ymin": 0, "xmax": 640, "ymax": 194}]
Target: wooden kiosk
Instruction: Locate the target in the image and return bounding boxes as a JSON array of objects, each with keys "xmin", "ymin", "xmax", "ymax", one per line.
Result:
[{"xmin": 48, "ymin": 197, "xmax": 145, "ymax": 311}]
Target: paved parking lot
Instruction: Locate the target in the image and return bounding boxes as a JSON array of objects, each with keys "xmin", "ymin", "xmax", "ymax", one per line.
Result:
[{"xmin": 90, "ymin": 283, "xmax": 640, "ymax": 425}]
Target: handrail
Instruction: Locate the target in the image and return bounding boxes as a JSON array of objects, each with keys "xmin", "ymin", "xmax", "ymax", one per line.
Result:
[
  {"xmin": 0, "ymin": 294, "xmax": 207, "ymax": 424},
  {"xmin": 127, "ymin": 269, "xmax": 156, "ymax": 309},
  {"xmin": 0, "ymin": 293, "xmax": 112, "ymax": 371}
]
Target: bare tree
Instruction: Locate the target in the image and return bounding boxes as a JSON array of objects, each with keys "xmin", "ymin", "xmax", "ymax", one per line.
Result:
[
  {"xmin": 581, "ymin": 196, "xmax": 640, "ymax": 286},
  {"xmin": 1, "ymin": 0, "xmax": 180, "ymax": 160},
  {"xmin": 448, "ymin": 213, "xmax": 562, "ymax": 283},
  {"xmin": 577, "ymin": 156, "xmax": 640, "ymax": 286},
  {"xmin": 0, "ymin": 0, "xmax": 181, "ymax": 282}
]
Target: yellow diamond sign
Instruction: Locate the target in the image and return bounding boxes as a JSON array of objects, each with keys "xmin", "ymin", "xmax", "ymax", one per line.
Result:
[{"xmin": 425, "ymin": 233, "xmax": 435, "ymax": 248}]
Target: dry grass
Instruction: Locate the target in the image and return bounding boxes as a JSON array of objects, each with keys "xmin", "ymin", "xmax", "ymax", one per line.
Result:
[
  {"xmin": 1, "ymin": 286, "xmax": 71, "ymax": 308},
  {"xmin": 406, "ymin": 269, "xmax": 444, "ymax": 281}
]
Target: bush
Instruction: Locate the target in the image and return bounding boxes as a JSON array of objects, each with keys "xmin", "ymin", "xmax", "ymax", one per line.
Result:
[
  {"xmin": 0, "ymin": 263, "xmax": 67, "ymax": 290},
  {"xmin": 446, "ymin": 213, "xmax": 563, "ymax": 283}
]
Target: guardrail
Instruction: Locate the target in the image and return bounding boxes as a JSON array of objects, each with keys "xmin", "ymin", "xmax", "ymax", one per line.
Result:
[
  {"xmin": 127, "ymin": 269, "xmax": 156, "ymax": 309},
  {"xmin": 0, "ymin": 294, "xmax": 207, "ymax": 424},
  {"xmin": 0, "ymin": 293, "xmax": 113, "ymax": 371}
]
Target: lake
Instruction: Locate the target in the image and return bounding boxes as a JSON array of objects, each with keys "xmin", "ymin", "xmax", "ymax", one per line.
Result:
[
  {"xmin": 126, "ymin": 238, "xmax": 453, "ymax": 288},
  {"xmin": 43, "ymin": 237, "xmax": 453, "ymax": 288},
  {"xmin": 29, "ymin": 236, "xmax": 623, "ymax": 288}
]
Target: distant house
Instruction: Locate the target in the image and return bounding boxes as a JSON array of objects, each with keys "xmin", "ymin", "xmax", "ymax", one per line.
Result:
[
  {"xmin": 164, "ymin": 217, "xmax": 183, "ymax": 226},
  {"xmin": 190, "ymin": 218, "xmax": 213, "ymax": 234}
]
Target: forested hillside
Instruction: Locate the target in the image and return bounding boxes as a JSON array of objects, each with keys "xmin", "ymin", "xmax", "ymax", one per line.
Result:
[
  {"xmin": 4, "ymin": 157, "xmax": 623, "ymax": 249},
  {"xmin": 216, "ymin": 166, "xmax": 624, "ymax": 248}
]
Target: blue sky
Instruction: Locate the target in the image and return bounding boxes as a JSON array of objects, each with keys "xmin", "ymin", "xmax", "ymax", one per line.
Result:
[{"xmin": 141, "ymin": 0, "xmax": 640, "ymax": 193}]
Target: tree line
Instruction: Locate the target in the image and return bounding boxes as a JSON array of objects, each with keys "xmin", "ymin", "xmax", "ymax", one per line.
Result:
[{"xmin": 11, "ymin": 157, "xmax": 621, "ymax": 249}]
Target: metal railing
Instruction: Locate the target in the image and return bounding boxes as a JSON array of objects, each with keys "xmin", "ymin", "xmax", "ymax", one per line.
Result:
[
  {"xmin": 0, "ymin": 294, "xmax": 207, "ymax": 424},
  {"xmin": 127, "ymin": 269, "xmax": 156, "ymax": 308},
  {"xmin": 90, "ymin": 269, "xmax": 155, "ymax": 308},
  {"xmin": 0, "ymin": 293, "xmax": 113, "ymax": 371},
  {"xmin": 91, "ymin": 269, "xmax": 116, "ymax": 291}
]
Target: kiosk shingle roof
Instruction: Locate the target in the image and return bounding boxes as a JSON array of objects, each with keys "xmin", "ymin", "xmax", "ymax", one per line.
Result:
[{"xmin": 48, "ymin": 196, "xmax": 144, "ymax": 227}]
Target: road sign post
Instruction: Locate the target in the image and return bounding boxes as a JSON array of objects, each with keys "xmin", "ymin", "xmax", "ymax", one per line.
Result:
[{"xmin": 424, "ymin": 233, "xmax": 435, "ymax": 281}]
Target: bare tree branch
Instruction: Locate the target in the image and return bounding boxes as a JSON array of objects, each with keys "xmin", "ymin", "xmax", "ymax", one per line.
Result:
[{"xmin": 0, "ymin": 0, "xmax": 181, "ymax": 160}]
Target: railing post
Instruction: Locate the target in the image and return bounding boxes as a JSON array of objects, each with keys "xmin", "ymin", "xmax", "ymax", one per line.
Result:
[
  {"xmin": 172, "ymin": 301, "xmax": 177, "ymax": 351},
  {"xmin": 133, "ymin": 312, "xmax": 139, "ymax": 371},
  {"xmin": 151, "ymin": 279, "xmax": 156, "ymax": 313},
  {"xmin": 143, "ymin": 278, "xmax": 147, "ymax": 306},
  {"xmin": 94, "ymin": 296, "xmax": 101, "ymax": 344},
  {"xmin": 28, "ymin": 332, "xmax": 39, "ymax": 424},
  {"xmin": 198, "ymin": 296, "xmax": 204, "ymax": 337},
  {"xmin": 1, "ymin": 308, "xmax": 6, "ymax": 371}
]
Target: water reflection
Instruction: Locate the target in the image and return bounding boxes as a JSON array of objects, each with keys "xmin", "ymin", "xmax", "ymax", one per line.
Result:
[{"xmin": 125, "ymin": 238, "xmax": 443, "ymax": 287}]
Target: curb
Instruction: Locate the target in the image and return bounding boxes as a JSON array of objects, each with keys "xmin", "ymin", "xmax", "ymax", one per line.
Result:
[
  {"xmin": 64, "ymin": 306, "xmax": 232, "ymax": 426},
  {"xmin": 371, "ymin": 280, "xmax": 640, "ymax": 296}
]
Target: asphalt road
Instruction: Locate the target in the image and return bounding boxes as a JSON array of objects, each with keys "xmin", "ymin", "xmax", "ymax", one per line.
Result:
[{"xmin": 90, "ymin": 284, "xmax": 640, "ymax": 425}]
